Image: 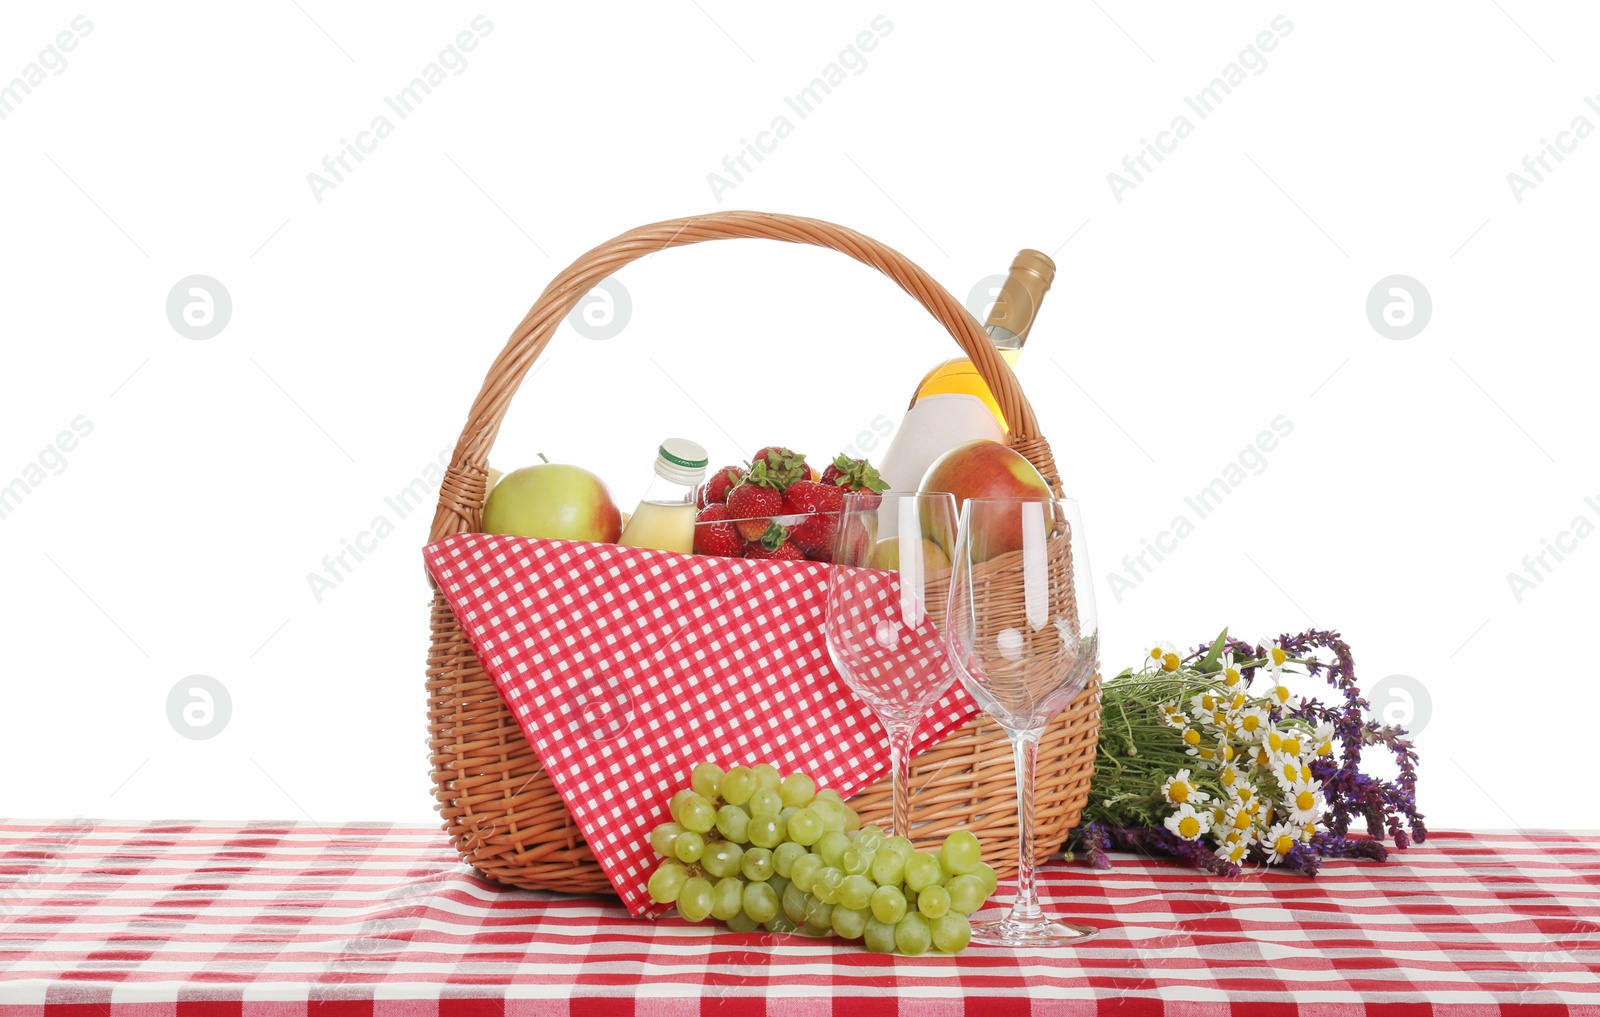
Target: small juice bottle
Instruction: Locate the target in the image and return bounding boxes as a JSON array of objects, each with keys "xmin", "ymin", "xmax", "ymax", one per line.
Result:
[{"xmin": 618, "ymin": 438, "xmax": 708, "ymax": 553}]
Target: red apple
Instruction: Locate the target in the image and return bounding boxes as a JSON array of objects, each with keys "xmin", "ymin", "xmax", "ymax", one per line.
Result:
[
  {"xmin": 481, "ymin": 463, "xmax": 622, "ymax": 543},
  {"xmin": 919, "ymin": 440, "xmax": 1052, "ymax": 560}
]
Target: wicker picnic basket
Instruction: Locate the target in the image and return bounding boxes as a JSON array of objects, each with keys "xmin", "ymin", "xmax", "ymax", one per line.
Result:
[{"xmin": 425, "ymin": 211, "xmax": 1102, "ymax": 895}]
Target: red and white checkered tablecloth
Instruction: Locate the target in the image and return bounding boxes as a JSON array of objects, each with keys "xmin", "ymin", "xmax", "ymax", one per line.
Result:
[{"xmin": 2, "ymin": 821, "xmax": 1596, "ymax": 1015}]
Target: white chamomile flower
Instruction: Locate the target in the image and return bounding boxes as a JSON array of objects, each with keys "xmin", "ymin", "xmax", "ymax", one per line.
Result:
[
  {"xmin": 1300, "ymin": 821, "xmax": 1318, "ymax": 843},
  {"xmin": 1146, "ymin": 641, "xmax": 1181, "ymax": 673},
  {"xmin": 1220, "ymin": 803, "xmax": 1256, "ymax": 837},
  {"xmin": 1227, "ymin": 780, "xmax": 1262, "ymax": 815},
  {"xmin": 1215, "ymin": 837, "xmax": 1250, "ymax": 864},
  {"xmin": 1261, "ymin": 639, "xmax": 1290, "ymax": 675},
  {"xmin": 1218, "ymin": 651, "xmax": 1244, "ymax": 688},
  {"xmin": 1222, "ymin": 824, "xmax": 1257, "ymax": 849},
  {"xmin": 1189, "ymin": 692, "xmax": 1218, "ymax": 722},
  {"xmin": 1287, "ymin": 779, "xmax": 1325, "ymax": 824},
  {"xmin": 1236, "ymin": 706, "xmax": 1270, "ymax": 741},
  {"xmin": 1264, "ymin": 822, "xmax": 1303, "ymax": 863},
  {"xmin": 1158, "ymin": 702, "xmax": 1188, "ymax": 730},
  {"xmin": 1164, "ymin": 803, "xmax": 1211, "ymax": 841},
  {"xmin": 1161, "ymin": 769, "xmax": 1210, "ymax": 806},
  {"xmin": 1312, "ymin": 722, "xmax": 1337, "ymax": 758},
  {"xmin": 1269, "ymin": 683, "xmax": 1298, "ymax": 711},
  {"xmin": 1217, "ymin": 762, "xmax": 1243, "ymax": 788}
]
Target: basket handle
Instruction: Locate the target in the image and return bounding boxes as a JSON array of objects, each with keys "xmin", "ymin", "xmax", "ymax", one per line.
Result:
[{"xmin": 430, "ymin": 210, "xmax": 1062, "ymax": 542}]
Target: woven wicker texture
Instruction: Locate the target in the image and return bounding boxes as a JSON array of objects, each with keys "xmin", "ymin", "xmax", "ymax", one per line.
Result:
[{"xmin": 426, "ymin": 211, "xmax": 1101, "ymax": 894}]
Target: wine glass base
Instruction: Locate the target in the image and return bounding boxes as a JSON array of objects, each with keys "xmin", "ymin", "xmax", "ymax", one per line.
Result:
[{"xmin": 969, "ymin": 916, "xmax": 1097, "ymax": 947}]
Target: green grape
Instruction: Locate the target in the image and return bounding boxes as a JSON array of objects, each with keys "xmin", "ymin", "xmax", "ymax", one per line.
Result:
[
  {"xmin": 721, "ymin": 766, "xmax": 757, "ymax": 805},
  {"xmin": 817, "ymin": 831, "xmax": 851, "ymax": 868},
  {"xmin": 648, "ymin": 860, "xmax": 688, "ymax": 904},
  {"xmin": 785, "ymin": 808, "xmax": 823, "ymax": 846},
  {"xmin": 753, "ymin": 763, "xmax": 782, "ymax": 790},
  {"xmin": 740, "ymin": 847, "xmax": 775, "ymax": 882},
  {"xmin": 814, "ymin": 788, "xmax": 845, "ymax": 807},
  {"xmin": 679, "ymin": 795, "xmax": 716, "ymax": 834},
  {"xmin": 779, "ymin": 773, "xmax": 816, "ymax": 808},
  {"xmin": 743, "ymin": 880, "xmax": 780, "ymax": 923},
  {"xmin": 804, "ymin": 897, "xmax": 834, "ymax": 930},
  {"xmin": 853, "ymin": 825, "xmax": 884, "ymax": 851},
  {"xmin": 668, "ymin": 789, "xmax": 696, "ymax": 822},
  {"xmin": 932, "ymin": 913, "xmax": 972, "ymax": 953},
  {"xmin": 702, "ymin": 840, "xmax": 744, "ymax": 879},
  {"xmin": 715, "ymin": 805, "xmax": 750, "ymax": 843},
  {"xmin": 895, "ymin": 912, "xmax": 932, "ymax": 955},
  {"xmin": 838, "ymin": 874, "xmax": 875, "ymax": 910},
  {"xmin": 974, "ymin": 861, "xmax": 999, "ymax": 896},
  {"xmin": 869, "ymin": 884, "xmax": 907, "ymax": 923},
  {"xmin": 690, "ymin": 762, "xmax": 724, "ymax": 799},
  {"xmin": 812, "ymin": 800, "xmax": 847, "ymax": 834},
  {"xmin": 831, "ymin": 904, "xmax": 868, "ymax": 940},
  {"xmin": 790, "ymin": 853, "xmax": 824, "ymax": 893},
  {"xmin": 673, "ymin": 830, "xmax": 706, "ymax": 864},
  {"xmin": 917, "ymin": 885, "xmax": 951, "ymax": 919},
  {"xmin": 869, "ymin": 849, "xmax": 906, "ymax": 887},
  {"xmin": 841, "ymin": 847, "xmax": 872, "ymax": 876},
  {"xmin": 939, "ymin": 830, "xmax": 982, "ymax": 875},
  {"xmin": 649, "ymin": 822, "xmax": 684, "ymax": 858},
  {"xmin": 748, "ymin": 788, "xmax": 783, "ymax": 819},
  {"xmin": 884, "ymin": 835, "xmax": 916, "ymax": 860},
  {"xmin": 769, "ymin": 875, "xmax": 791, "ymax": 899},
  {"xmin": 795, "ymin": 924, "xmax": 830, "ymax": 938},
  {"xmin": 773, "ymin": 841, "xmax": 807, "ymax": 878},
  {"xmin": 778, "ymin": 806, "xmax": 797, "ymax": 827},
  {"xmin": 815, "ymin": 866, "xmax": 846, "ymax": 901},
  {"xmin": 726, "ymin": 910, "xmax": 760, "ymax": 933},
  {"xmin": 782, "ymin": 883, "xmax": 810, "ymax": 923},
  {"xmin": 764, "ymin": 913, "xmax": 799, "ymax": 935},
  {"xmin": 841, "ymin": 807, "xmax": 861, "ymax": 833},
  {"xmin": 711, "ymin": 877, "xmax": 745, "ymax": 921},
  {"xmin": 748, "ymin": 817, "xmax": 784, "ymax": 849},
  {"xmin": 946, "ymin": 874, "xmax": 988, "ymax": 915},
  {"xmin": 678, "ymin": 876, "xmax": 714, "ymax": 922},
  {"xmin": 905, "ymin": 852, "xmax": 944, "ymax": 892},
  {"xmin": 810, "ymin": 875, "xmax": 837, "ymax": 905},
  {"xmin": 864, "ymin": 916, "xmax": 898, "ymax": 954},
  {"xmin": 903, "ymin": 887, "xmax": 919, "ymax": 914}
]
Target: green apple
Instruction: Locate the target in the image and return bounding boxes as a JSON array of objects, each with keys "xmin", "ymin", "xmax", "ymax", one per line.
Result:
[
  {"xmin": 481, "ymin": 463, "xmax": 622, "ymax": 543},
  {"xmin": 872, "ymin": 536, "xmax": 951, "ymax": 572}
]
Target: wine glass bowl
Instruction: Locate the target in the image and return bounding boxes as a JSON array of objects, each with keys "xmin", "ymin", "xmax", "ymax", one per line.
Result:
[
  {"xmin": 947, "ymin": 497, "xmax": 1099, "ymax": 946},
  {"xmin": 824, "ymin": 492, "xmax": 960, "ymax": 837}
]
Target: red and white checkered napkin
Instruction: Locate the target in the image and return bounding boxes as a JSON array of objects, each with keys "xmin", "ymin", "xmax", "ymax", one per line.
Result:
[{"xmin": 424, "ymin": 531, "xmax": 978, "ymax": 917}]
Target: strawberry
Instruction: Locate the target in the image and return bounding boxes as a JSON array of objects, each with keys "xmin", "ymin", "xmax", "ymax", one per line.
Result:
[
  {"xmin": 821, "ymin": 453, "xmax": 889, "ymax": 509},
  {"xmin": 692, "ymin": 503, "xmax": 745, "ymax": 558},
  {"xmin": 750, "ymin": 446, "xmax": 809, "ymax": 490},
  {"xmin": 744, "ymin": 521, "xmax": 807, "ymax": 561},
  {"xmin": 697, "ymin": 465, "xmax": 746, "ymax": 508},
  {"xmin": 726, "ymin": 461, "xmax": 785, "ymax": 541},
  {"xmin": 781, "ymin": 480, "xmax": 844, "ymax": 555}
]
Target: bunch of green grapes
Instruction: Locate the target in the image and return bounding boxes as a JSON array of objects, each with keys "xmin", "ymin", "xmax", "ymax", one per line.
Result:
[{"xmin": 646, "ymin": 762, "xmax": 998, "ymax": 955}]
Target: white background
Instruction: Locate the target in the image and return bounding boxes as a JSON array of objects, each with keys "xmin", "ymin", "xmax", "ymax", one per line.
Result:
[{"xmin": 1, "ymin": 2, "xmax": 1593, "ymax": 835}]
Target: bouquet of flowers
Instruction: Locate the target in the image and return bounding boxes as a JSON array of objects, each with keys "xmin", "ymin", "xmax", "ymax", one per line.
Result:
[{"xmin": 1074, "ymin": 628, "xmax": 1426, "ymax": 876}]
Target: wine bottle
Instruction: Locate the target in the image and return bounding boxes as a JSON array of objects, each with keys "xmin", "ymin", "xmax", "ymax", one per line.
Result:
[{"xmin": 875, "ymin": 250, "xmax": 1056, "ymax": 492}]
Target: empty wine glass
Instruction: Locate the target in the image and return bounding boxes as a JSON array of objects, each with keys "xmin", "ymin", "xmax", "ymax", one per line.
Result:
[
  {"xmin": 947, "ymin": 497, "xmax": 1099, "ymax": 946},
  {"xmin": 824, "ymin": 491, "xmax": 960, "ymax": 836}
]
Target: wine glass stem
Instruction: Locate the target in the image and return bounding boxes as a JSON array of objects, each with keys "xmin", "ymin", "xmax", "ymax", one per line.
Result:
[
  {"xmin": 1009, "ymin": 729, "xmax": 1044, "ymax": 922},
  {"xmin": 885, "ymin": 718, "xmax": 916, "ymax": 839}
]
